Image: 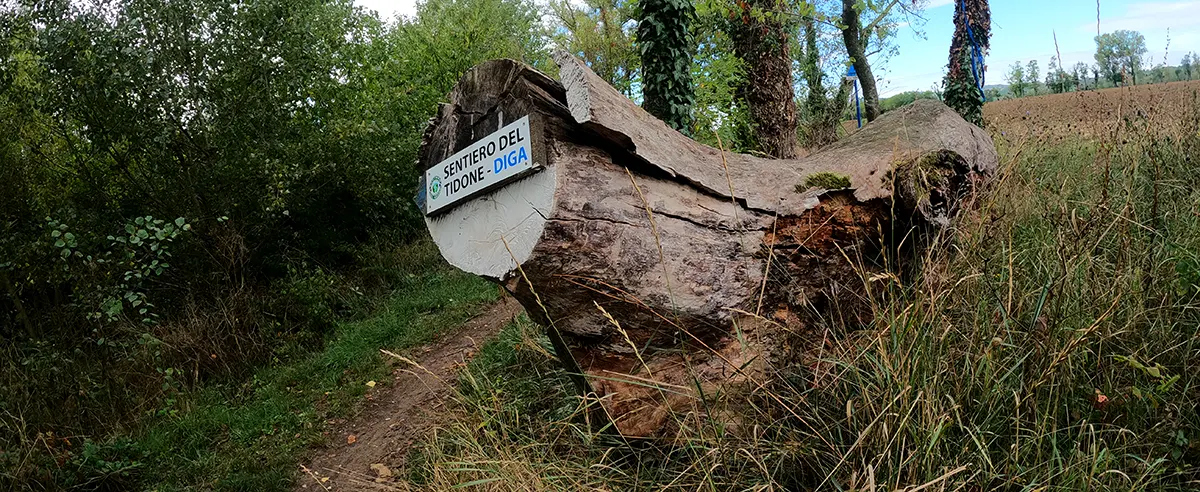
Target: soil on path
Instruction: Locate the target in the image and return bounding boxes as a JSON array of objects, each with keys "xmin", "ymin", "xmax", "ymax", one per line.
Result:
[{"xmin": 296, "ymin": 296, "xmax": 523, "ymax": 490}]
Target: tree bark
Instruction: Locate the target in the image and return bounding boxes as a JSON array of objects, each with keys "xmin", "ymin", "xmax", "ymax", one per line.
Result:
[
  {"xmin": 728, "ymin": 0, "xmax": 797, "ymax": 158},
  {"xmin": 841, "ymin": 0, "xmax": 881, "ymax": 122},
  {"xmin": 419, "ymin": 53, "xmax": 998, "ymax": 437}
]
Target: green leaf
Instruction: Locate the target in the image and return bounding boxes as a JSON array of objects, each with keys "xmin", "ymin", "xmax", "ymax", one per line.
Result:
[{"xmin": 1145, "ymin": 364, "xmax": 1162, "ymax": 379}]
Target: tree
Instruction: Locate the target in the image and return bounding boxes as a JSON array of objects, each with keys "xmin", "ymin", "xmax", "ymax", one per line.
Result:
[
  {"xmin": 837, "ymin": 0, "xmax": 920, "ymax": 123},
  {"xmin": 1183, "ymin": 53, "xmax": 1194, "ymax": 81},
  {"xmin": 1046, "ymin": 56, "xmax": 1073, "ymax": 93},
  {"xmin": 638, "ymin": 0, "xmax": 696, "ymax": 132},
  {"xmin": 0, "ymin": 0, "xmax": 553, "ymax": 436},
  {"xmin": 1046, "ymin": 57, "xmax": 1062, "ymax": 93},
  {"xmin": 1005, "ymin": 61, "xmax": 1026, "ymax": 97},
  {"xmin": 1094, "ymin": 30, "xmax": 1147, "ymax": 86},
  {"xmin": 1073, "ymin": 62, "xmax": 1092, "ymax": 90},
  {"xmin": 799, "ymin": 13, "xmax": 851, "ymax": 148},
  {"xmin": 728, "ymin": 0, "xmax": 798, "ymax": 158},
  {"xmin": 404, "ymin": 0, "xmax": 552, "ymax": 89},
  {"xmin": 423, "ymin": 57, "xmax": 1000, "ymax": 437},
  {"xmin": 942, "ymin": 0, "xmax": 989, "ymax": 126},
  {"xmin": 690, "ymin": 3, "xmax": 751, "ymax": 150},
  {"xmin": 1026, "ymin": 59, "xmax": 1040, "ymax": 95},
  {"xmin": 549, "ymin": 0, "xmax": 640, "ymax": 97},
  {"xmin": 1046, "ymin": 56, "xmax": 1065, "ymax": 93}
]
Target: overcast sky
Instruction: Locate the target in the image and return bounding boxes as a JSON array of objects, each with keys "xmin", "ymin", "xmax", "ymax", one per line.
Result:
[{"xmin": 354, "ymin": 0, "xmax": 1200, "ymax": 96}]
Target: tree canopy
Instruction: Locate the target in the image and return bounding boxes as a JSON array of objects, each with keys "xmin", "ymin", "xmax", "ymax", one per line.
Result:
[{"xmin": 1095, "ymin": 30, "xmax": 1148, "ymax": 86}]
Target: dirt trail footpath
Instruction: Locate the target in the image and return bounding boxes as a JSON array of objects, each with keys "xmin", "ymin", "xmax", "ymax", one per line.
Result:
[{"xmin": 296, "ymin": 296, "xmax": 523, "ymax": 490}]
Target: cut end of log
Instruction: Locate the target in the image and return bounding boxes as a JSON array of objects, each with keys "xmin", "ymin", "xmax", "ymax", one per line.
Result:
[{"xmin": 418, "ymin": 55, "xmax": 999, "ymax": 437}]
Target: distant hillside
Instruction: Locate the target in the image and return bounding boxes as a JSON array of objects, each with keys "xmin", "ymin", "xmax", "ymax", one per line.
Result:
[{"xmin": 880, "ymin": 90, "xmax": 939, "ymax": 112}]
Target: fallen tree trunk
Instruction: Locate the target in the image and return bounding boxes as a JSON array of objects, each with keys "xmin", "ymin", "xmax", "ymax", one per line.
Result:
[{"xmin": 418, "ymin": 53, "xmax": 998, "ymax": 437}]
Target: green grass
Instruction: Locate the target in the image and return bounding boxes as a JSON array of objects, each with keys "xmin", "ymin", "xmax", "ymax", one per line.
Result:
[
  {"xmin": 404, "ymin": 111, "xmax": 1200, "ymax": 490},
  {"xmin": 121, "ymin": 267, "xmax": 497, "ymax": 490}
]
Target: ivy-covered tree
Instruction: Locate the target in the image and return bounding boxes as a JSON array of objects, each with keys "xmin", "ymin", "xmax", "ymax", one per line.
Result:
[
  {"xmin": 638, "ymin": 0, "xmax": 696, "ymax": 133},
  {"xmin": 942, "ymin": 0, "xmax": 989, "ymax": 126},
  {"xmin": 728, "ymin": 0, "xmax": 797, "ymax": 158}
]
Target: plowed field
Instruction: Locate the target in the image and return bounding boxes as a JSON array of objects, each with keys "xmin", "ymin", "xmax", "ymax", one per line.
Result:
[{"xmin": 983, "ymin": 80, "xmax": 1200, "ymax": 139}]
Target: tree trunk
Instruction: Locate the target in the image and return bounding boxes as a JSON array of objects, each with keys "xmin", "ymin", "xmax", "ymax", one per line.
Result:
[
  {"xmin": 841, "ymin": 0, "xmax": 881, "ymax": 122},
  {"xmin": 419, "ymin": 53, "xmax": 998, "ymax": 437},
  {"xmin": 728, "ymin": 0, "xmax": 797, "ymax": 158},
  {"xmin": 2, "ymin": 269, "xmax": 35, "ymax": 338},
  {"xmin": 637, "ymin": 0, "xmax": 695, "ymax": 133},
  {"xmin": 801, "ymin": 15, "xmax": 852, "ymax": 148},
  {"xmin": 943, "ymin": 0, "xmax": 990, "ymax": 126}
]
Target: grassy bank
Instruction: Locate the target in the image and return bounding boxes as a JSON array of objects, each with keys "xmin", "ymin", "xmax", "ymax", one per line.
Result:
[
  {"xmin": 3, "ymin": 242, "xmax": 498, "ymax": 490},
  {"xmin": 403, "ymin": 106, "xmax": 1200, "ymax": 489}
]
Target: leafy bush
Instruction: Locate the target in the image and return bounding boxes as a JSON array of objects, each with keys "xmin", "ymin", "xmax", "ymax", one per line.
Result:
[{"xmin": 0, "ymin": 0, "xmax": 550, "ymax": 480}]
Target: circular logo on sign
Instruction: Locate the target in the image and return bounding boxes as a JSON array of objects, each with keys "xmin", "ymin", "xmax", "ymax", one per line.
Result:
[{"xmin": 429, "ymin": 176, "xmax": 441, "ymax": 199}]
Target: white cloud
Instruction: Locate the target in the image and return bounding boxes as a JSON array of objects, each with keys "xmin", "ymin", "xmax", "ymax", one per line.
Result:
[
  {"xmin": 1081, "ymin": 1, "xmax": 1200, "ymax": 33},
  {"xmin": 355, "ymin": 0, "xmax": 419, "ymax": 20}
]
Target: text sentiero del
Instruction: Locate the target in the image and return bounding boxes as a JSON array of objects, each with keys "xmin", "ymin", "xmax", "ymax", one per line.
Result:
[{"xmin": 424, "ymin": 116, "xmax": 536, "ymax": 215}]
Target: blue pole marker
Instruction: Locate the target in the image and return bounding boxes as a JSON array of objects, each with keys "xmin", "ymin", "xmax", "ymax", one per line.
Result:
[
  {"xmin": 854, "ymin": 81, "xmax": 862, "ymax": 128},
  {"xmin": 847, "ymin": 65, "xmax": 862, "ymax": 128},
  {"xmin": 960, "ymin": 0, "xmax": 986, "ymax": 101}
]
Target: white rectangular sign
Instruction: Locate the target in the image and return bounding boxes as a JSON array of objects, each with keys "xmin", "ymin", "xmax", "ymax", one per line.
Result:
[{"xmin": 424, "ymin": 116, "xmax": 536, "ymax": 216}]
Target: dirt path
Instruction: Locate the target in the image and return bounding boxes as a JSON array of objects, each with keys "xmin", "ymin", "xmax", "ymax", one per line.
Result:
[{"xmin": 296, "ymin": 296, "xmax": 523, "ymax": 490}]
